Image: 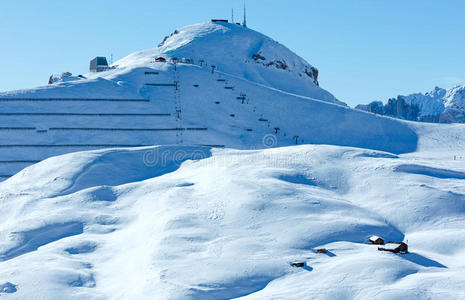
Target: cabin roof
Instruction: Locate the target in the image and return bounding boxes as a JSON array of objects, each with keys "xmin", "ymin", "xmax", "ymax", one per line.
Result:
[
  {"xmin": 383, "ymin": 242, "xmax": 404, "ymax": 250},
  {"xmin": 370, "ymin": 235, "xmax": 382, "ymax": 241}
]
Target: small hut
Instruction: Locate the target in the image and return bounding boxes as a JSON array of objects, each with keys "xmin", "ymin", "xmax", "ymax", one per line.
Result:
[
  {"xmin": 291, "ymin": 261, "xmax": 305, "ymax": 267},
  {"xmin": 369, "ymin": 235, "xmax": 385, "ymax": 245},
  {"xmin": 211, "ymin": 19, "xmax": 228, "ymax": 23},
  {"xmin": 378, "ymin": 242, "xmax": 408, "ymax": 254}
]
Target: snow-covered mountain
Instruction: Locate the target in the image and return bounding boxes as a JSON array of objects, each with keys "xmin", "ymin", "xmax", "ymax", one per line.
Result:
[
  {"xmin": 0, "ymin": 21, "xmax": 418, "ymax": 181},
  {"xmin": 2, "ymin": 21, "xmax": 465, "ymax": 299},
  {"xmin": 356, "ymin": 85, "xmax": 465, "ymax": 123}
]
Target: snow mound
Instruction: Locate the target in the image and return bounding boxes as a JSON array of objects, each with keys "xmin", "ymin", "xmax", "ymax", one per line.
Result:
[{"xmin": 1, "ymin": 144, "xmax": 465, "ymax": 299}]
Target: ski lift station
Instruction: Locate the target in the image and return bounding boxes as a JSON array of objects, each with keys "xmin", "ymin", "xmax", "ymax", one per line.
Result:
[{"xmin": 90, "ymin": 56, "xmax": 109, "ymax": 72}]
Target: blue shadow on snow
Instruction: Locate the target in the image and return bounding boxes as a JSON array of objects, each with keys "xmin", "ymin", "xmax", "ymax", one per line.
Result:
[
  {"xmin": 0, "ymin": 222, "xmax": 84, "ymax": 262},
  {"xmin": 398, "ymin": 252, "xmax": 447, "ymax": 268}
]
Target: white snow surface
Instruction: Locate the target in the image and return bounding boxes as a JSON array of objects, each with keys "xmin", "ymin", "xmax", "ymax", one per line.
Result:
[
  {"xmin": 1, "ymin": 21, "xmax": 465, "ymax": 299},
  {"xmin": 1, "ymin": 138, "xmax": 465, "ymax": 299}
]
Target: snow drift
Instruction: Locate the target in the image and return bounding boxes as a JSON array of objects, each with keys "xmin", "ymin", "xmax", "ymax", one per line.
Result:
[{"xmin": 1, "ymin": 143, "xmax": 465, "ymax": 299}]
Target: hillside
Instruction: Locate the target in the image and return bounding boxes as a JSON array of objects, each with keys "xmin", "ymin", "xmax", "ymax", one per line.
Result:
[
  {"xmin": 356, "ymin": 85, "xmax": 465, "ymax": 123},
  {"xmin": 0, "ymin": 21, "xmax": 418, "ymax": 181},
  {"xmin": 1, "ymin": 133, "xmax": 465, "ymax": 299}
]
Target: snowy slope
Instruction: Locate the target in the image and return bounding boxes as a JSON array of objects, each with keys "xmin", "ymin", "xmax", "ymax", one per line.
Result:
[
  {"xmin": 1, "ymin": 134, "xmax": 465, "ymax": 299},
  {"xmin": 0, "ymin": 21, "xmax": 418, "ymax": 180}
]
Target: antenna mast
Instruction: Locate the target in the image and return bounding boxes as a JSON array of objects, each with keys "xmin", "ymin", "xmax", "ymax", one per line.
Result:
[
  {"xmin": 243, "ymin": 3, "xmax": 247, "ymax": 27},
  {"xmin": 231, "ymin": 8, "xmax": 234, "ymax": 23}
]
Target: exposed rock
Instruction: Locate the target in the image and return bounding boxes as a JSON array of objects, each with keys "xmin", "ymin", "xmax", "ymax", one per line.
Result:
[
  {"xmin": 158, "ymin": 35, "xmax": 169, "ymax": 47},
  {"xmin": 48, "ymin": 72, "xmax": 84, "ymax": 85},
  {"xmin": 356, "ymin": 97, "xmax": 420, "ymax": 120},
  {"xmin": 274, "ymin": 60, "xmax": 288, "ymax": 70},
  {"xmin": 252, "ymin": 53, "xmax": 266, "ymax": 61},
  {"xmin": 356, "ymin": 85, "xmax": 465, "ymax": 123},
  {"xmin": 304, "ymin": 67, "xmax": 319, "ymax": 86}
]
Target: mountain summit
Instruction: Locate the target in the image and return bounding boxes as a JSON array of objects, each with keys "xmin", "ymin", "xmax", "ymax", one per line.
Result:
[{"xmin": 116, "ymin": 22, "xmax": 342, "ymax": 104}]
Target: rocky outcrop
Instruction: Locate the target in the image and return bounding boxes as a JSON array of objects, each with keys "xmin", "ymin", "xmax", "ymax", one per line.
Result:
[
  {"xmin": 356, "ymin": 85, "xmax": 465, "ymax": 123},
  {"xmin": 48, "ymin": 72, "xmax": 84, "ymax": 84},
  {"xmin": 251, "ymin": 51, "xmax": 319, "ymax": 86},
  {"xmin": 356, "ymin": 97, "xmax": 420, "ymax": 120}
]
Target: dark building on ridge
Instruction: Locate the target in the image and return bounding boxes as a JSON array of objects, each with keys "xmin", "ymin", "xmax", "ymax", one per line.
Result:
[{"xmin": 90, "ymin": 57, "xmax": 109, "ymax": 72}]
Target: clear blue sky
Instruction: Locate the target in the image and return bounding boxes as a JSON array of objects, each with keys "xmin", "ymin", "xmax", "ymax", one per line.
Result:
[{"xmin": 1, "ymin": 0, "xmax": 464, "ymax": 106}]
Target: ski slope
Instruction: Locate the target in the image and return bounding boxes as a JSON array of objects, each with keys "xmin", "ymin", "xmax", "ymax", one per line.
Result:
[
  {"xmin": 0, "ymin": 22, "xmax": 417, "ymax": 180},
  {"xmin": 1, "ymin": 21, "xmax": 465, "ymax": 299}
]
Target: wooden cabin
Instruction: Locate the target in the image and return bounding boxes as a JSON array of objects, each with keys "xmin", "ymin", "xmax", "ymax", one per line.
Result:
[
  {"xmin": 291, "ymin": 261, "xmax": 305, "ymax": 267},
  {"xmin": 378, "ymin": 242, "xmax": 408, "ymax": 254},
  {"xmin": 369, "ymin": 235, "xmax": 385, "ymax": 245}
]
